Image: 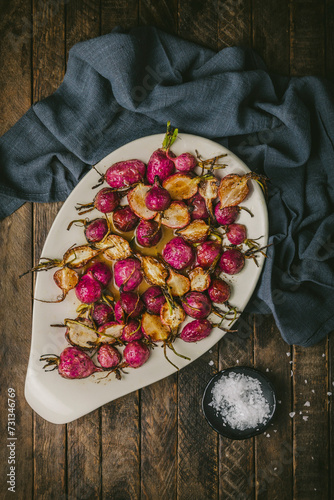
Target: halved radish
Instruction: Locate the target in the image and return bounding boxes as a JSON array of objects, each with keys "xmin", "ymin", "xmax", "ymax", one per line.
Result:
[
  {"xmin": 166, "ymin": 268, "xmax": 190, "ymax": 296},
  {"xmin": 189, "ymin": 266, "xmax": 211, "ymax": 292},
  {"xmin": 162, "ymin": 173, "xmax": 201, "ymax": 200},
  {"xmin": 128, "ymin": 183, "xmax": 158, "ymax": 220},
  {"xmin": 53, "ymin": 267, "xmax": 79, "ymax": 301},
  {"xmin": 176, "ymin": 220, "xmax": 210, "ymax": 243},
  {"xmin": 98, "ymin": 321, "xmax": 124, "ymax": 342},
  {"xmin": 199, "ymin": 177, "xmax": 219, "ymax": 217},
  {"xmin": 95, "ymin": 234, "xmax": 132, "ymax": 260},
  {"xmin": 65, "ymin": 319, "xmax": 100, "ymax": 349},
  {"xmin": 160, "ymin": 201, "xmax": 190, "ymax": 229},
  {"xmin": 136, "ymin": 254, "xmax": 168, "ymax": 287},
  {"xmin": 160, "ymin": 302, "xmax": 185, "ymax": 330},
  {"xmin": 218, "ymin": 173, "xmax": 267, "ymax": 208},
  {"xmin": 141, "ymin": 311, "xmax": 170, "ymax": 341}
]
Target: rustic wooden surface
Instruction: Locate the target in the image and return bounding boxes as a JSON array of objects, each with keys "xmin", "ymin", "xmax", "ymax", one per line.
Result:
[{"xmin": 0, "ymin": 1, "xmax": 333, "ymax": 499}]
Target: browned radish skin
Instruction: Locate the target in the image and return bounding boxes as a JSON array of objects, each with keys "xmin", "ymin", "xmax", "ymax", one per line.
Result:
[
  {"xmin": 65, "ymin": 318, "xmax": 101, "ymax": 349},
  {"xmin": 141, "ymin": 311, "xmax": 170, "ymax": 342},
  {"xmin": 94, "ymin": 234, "xmax": 132, "ymax": 260},
  {"xmin": 128, "ymin": 183, "xmax": 158, "ymax": 220},
  {"xmin": 176, "ymin": 220, "xmax": 210, "ymax": 243},
  {"xmin": 166, "ymin": 268, "xmax": 190, "ymax": 297},
  {"xmin": 136, "ymin": 254, "xmax": 168, "ymax": 287},
  {"xmin": 162, "ymin": 173, "xmax": 201, "ymax": 200},
  {"xmin": 160, "ymin": 302, "xmax": 185, "ymax": 330},
  {"xmin": 112, "ymin": 205, "xmax": 139, "ymax": 232},
  {"xmin": 188, "ymin": 267, "xmax": 211, "ymax": 292},
  {"xmin": 160, "ymin": 201, "xmax": 190, "ymax": 229},
  {"xmin": 97, "ymin": 321, "xmax": 124, "ymax": 342},
  {"xmin": 50, "ymin": 267, "xmax": 79, "ymax": 302},
  {"xmin": 218, "ymin": 172, "xmax": 267, "ymax": 208}
]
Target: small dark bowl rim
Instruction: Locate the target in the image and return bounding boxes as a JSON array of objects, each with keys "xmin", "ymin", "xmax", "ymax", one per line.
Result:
[{"xmin": 202, "ymin": 366, "xmax": 277, "ymax": 440}]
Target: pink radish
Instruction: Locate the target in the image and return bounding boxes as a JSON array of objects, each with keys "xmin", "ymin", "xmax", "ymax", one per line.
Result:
[
  {"xmin": 113, "ymin": 205, "xmax": 139, "ymax": 232},
  {"xmin": 76, "ymin": 187, "xmax": 120, "ymax": 215},
  {"xmin": 121, "ymin": 319, "xmax": 143, "ymax": 342},
  {"xmin": 40, "ymin": 346, "xmax": 103, "ymax": 379},
  {"xmin": 182, "ymin": 292, "xmax": 211, "ymax": 319},
  {"xmin": 105, "ymin": 159, "xmax": 146, "ymax": 189},
  {"xmin": 141, "ymin": 286, "xmax": 166, "ymax": 315},
  {"xmin": 114, "ymin": 257, "xmax": 143, "ymax": 291},
  {"xmin": 123, "ymin": 341, "xmax": 150, "ymax": 368},
  {"xmin": 219, "ymin": 248, "xmax": 245, "ymax": 275},
  {"xmin": 97, "ymin": 344, "xmax": 121, "ymax": 369},
  {"xmin": 86, "ymin": 261, "xmax": 112, "ymax": 288},
  {"xmin": 208, "ymin": 278, "xmax": 231, "ymax": 304},
  {"xmin": 75, "ymin": 272, "xmax": 102, "ymax": 304},
  {"xmin": 179, "ymin": 319, "xmax": 212, "ymax": 342},
  {"xmin": 136, "ymin": 220, "xmax": 162, "ymax": 247},
  {"xmin": 162, "ymin": 236, "xmax": 194, "ymax": 270},
  {"xmin": 145, "ymin": 176, "xmax": 171, "ymax": 211}
]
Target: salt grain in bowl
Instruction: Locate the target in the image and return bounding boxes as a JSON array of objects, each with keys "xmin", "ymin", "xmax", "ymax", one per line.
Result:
[{"xmin": 209, "ymin": 372, "xmax": 271, "ymax": 430}]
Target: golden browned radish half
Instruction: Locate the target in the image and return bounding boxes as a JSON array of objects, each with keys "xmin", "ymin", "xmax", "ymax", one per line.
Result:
[
  {"xmin": 65, "ymin": 319, "xmax": 100, "ymax": 349},
  {"xmin": 137, "ymin": 254, "xmax": 168, "ymax": 287},
  {"xmin": 166, "ymin": 268, "xmax": 190, "ymax": 296},
  {"xmin": 162, "ymin": 173, "xmax": 201, "ymax": 200},
  {"xmin": 160, "ymin": 201, "xmax": 190, "ymax": 229},
  {"xmin": 189, "ymin": 267, "xmax": 211, "ymax": 292},
  {"xmin": 141, "ymin": 311, "xmax": 170, "ymax": 341},
  {"xmin": 95, "ymin": 234, "xmax": 132, "ymax": 260},
  {"xmin": 53, "ymin": 267, "xmax": 79, "ymax": 300},
  {"xmin": 176, "ymin": 220, "xmax": 210, "ymax": 243},
  {"xmin": 160, "ymin": 302, "xmax": 185, "ymax": 330}
]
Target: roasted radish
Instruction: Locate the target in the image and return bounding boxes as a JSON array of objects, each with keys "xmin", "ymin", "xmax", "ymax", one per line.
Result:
[
  {"xmin": 141, "ymin": 312, "xmax": 170, "ymax": 342},
  {"xmin": 40, "ymin": 346, "xmax": 103, "ymax": 379}
]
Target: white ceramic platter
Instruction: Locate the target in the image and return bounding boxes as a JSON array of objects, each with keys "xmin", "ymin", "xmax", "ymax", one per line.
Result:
[{"xmin": 25, "ymin": 133, "xmax": 268, "ymax": 424}]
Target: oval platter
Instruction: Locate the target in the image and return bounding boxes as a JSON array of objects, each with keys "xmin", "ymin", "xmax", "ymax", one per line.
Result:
[{"xmin": 25, "ymin": 133, "xmax": 268, "ymax": 424}]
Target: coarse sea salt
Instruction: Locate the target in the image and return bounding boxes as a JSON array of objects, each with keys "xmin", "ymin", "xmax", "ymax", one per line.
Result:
[{"xmin": 209, "ymin": 372, "xmax": 271, "ymax": 431}]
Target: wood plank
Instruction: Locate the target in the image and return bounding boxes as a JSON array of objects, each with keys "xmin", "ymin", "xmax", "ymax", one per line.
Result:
[
  {"xmin": 218, "ymin": 0, "xmax": 252, "ymax": 49},
  {"xmin": 67, "ymin": 411, "xmax": 102, "ymax": 499},
  {"xmin": 292, "ymin": 343, "xmax": 329, "ymax": 497},
  {"xmin": 254, "ymin": 316, "xmax": 293, "ymax": 500},
  {"xmin": 178, "ymin": 0, "xmax": 218, "ymax": 50},
  {"xmin": 66, "ymin": 0, "xmax": 101, "ymax": 54},
  {"xmin": 218, "ymin": 314, "xmax": 255, "ymax": 500},
  {"xmin": 0, "ymin": 1, "xmax": 33, "ymax": 499},
  {"xmin": 178, "ymin": 348, "xmax": 219, "ymax": 500},
  {"xmin": 31, "ymin": 1, "xmax": 67, "ymax": 498},
  {"xmin": 290, "ymin": 1, "xmax": 329, "ymax": 497},
  {"xmin": 290, "ymin": 0, "xmax": 325, "ymax": 76},
  {"xmin": 329, "ymin": 334, "xmax": 334, "ymax": 500},
  {"xmin": 139, "ymin": 0, "xmax": 178, "ymax": 33},
  {"xmin": 252, "ymin": 0, "xmax": 290, "ymax": 74},
  {"xmin": 140, "ymin": 375, "xmax": 178, "ymax": 500},
  {"xmin": 101, "ymin": 393, "xmax": 141, "ymax": 499},
  {"xmin": 101, "ymin": 0, "xmax": 138, "ymax": 34}
]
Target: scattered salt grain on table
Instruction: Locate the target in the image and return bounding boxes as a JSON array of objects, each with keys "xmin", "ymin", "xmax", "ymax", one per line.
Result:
[
  {"xmin": 304, "ymin": 401, "xmax": 310, "ymax": 406},
  {"xmin": 208, "ymin": 360, "xmax": 214, "ymax": 366},
  {"xmin": 209, "ymin": 373, "xmax": 271, "ymax": 431},
  {"xmin": 289, "ymin": 412, "xmax": 295, "ymax": 418}
]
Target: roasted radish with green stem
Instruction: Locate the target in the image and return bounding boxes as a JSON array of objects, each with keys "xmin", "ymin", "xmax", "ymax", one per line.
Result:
[
  {"xmin": 136, "ymin": 219, "xmax": 162, "ymax": 247},
  {"xmin": 141, "ymin": 311, "xmax": 171, "ymax": 342},
  {"xmin": 181, "ymin": 292, "xmax": 212, "ymax": 319},
  {"xmin": 97, "ymin": 344, "xmax": 122, "ymax": 369},
  {"xmin": 128, "ymin": 183, "xmax": 158, "ymax": 220},
  {"xmin": 76, "ymin": 187, "xmax": 120, "ymax": 215},
  {"xmin": 21, "ymin": 244, "xmax": 102, "ymax": 276},
  {"xmin": 218, "ymin": 172, "xmax": 268, "ymax": 208},
  {"xmin": 188, "ymin": 192, "xmax": 209, "ymax": 220},
  {"xmin": 214, "ymin": 203, "xmax": 253, "ymax": 225},
  {"xmin": 40, "ymin": 346, "xmax": 103, "ymax": 379},
  {"xmin": 146, "ymin": 121, "xmax": 177, "ymax": 184},
  {"xmin": 67, "ymin": 217, "xmax": 109, "ymax": 244},
  {"xmin": 93, "ymin": 159, "xmax": 146, "ymax": 189},
  {"xmin": 179, "ymin": 319, "xmax": 213, "ymax": 343},
  {"xmin": 208, "ymin": 278, "xmax": 231, "ymax": 304},
  {"xmin": 121, "ymin": 319, "xmax": 143, "ymax": 342},
  {"xmin": 160, "ymin": 302, "xmax": 185, "ymax": 331},
  {"xmin": 219, "ymin": 248, "xmax": 245, "ymax": 275}
]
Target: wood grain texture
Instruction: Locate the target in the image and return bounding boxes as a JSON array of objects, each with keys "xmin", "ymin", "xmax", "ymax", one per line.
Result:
[
  {"xmin": 178, "ymin": 0, "xmax": 218, "ymax": 50},
  {"xmin": 290, "ymin": 0, "xmax": 325, "ymax": 76},
  {"xmin": 178, "ymin": 349, "xmax": 219, "ymax": 500},
  {"xmin": 0, "ymin": 1, "xmax": 33, "ymax": 499},
  {"xmin": 141, "ymin": 375, "xmax": 178, "ymax": 500},
  {"xmin": 67, "ymin": 411, "xmax": 102, "ymax": 499},
  {"xmin": 254, "ymin": 316, "xmax": 293, "ymax": 500},
  {"xmin": 218, "ymin": 315, "xmax": 254, "ymax": 500},
  {"xmin": 252, "ymin": 0, "xmax": 290, "ymax": 75},
  {"xmin": 101, "ymin": 0, "xmax": 138, "ymax": 34},
  {"xmin": 101, "ymin": 393, "xmax": 141, "ymax": 500},
  {"xmin": 218, "ymin": 0, "xmax": 252, "ymax": 49},
  {"xmin": 66, "ymin": 0, "xmax": 101, "ymax": 56},
  {"xmin": 139, "ymin": 0, "xmax": 178, "ymax": 33},
  {"xmin": 31, "ymin": 1, "xmax": 67, "ymax": 498},
  {"xmin": 292, "ymin": 343, "xmax": 329, "ymax": 498}
]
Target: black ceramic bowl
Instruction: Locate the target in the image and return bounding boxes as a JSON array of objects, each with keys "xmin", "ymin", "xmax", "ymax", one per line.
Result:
[{"xmin": 202, "ymin": 366, "xmax": 276, "ymax": 440}]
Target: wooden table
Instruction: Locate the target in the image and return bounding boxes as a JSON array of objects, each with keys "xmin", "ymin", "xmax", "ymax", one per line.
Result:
[{"xmin": 0, "ymin": 1, "xmax": 333, "ymax": 499}]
